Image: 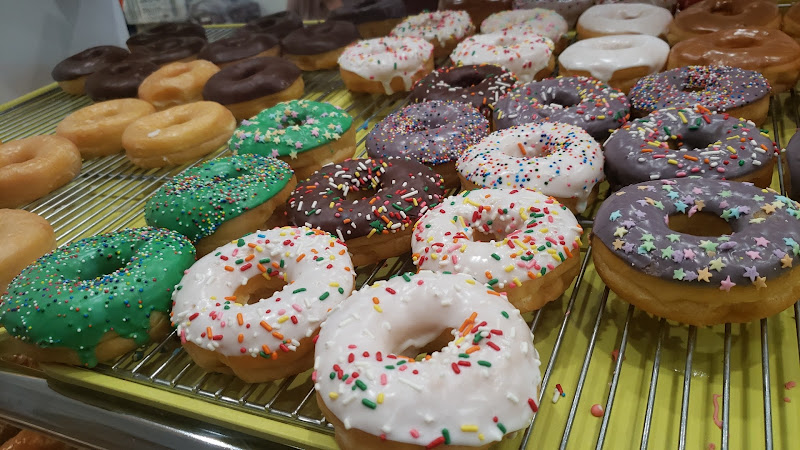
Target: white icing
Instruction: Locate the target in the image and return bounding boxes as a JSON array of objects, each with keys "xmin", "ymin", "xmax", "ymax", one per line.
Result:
[
  {"xmin": 557, "ymin": 34, "xmax": 669, "ymax": 82},
  {"xmin": 577, "ymin": 4, "xmax": 673, "ymax": 38},
  {"xmin": 450, "ymin": 31, "xmax": 554, "ymax": 84},
  {"xmin": 337, "ymin": 37, "xmax": 433, "ymax": 95},
  {"xmin": 314, "ymin": 271, "xmax": 541, "ymax": 446},
  {"xmin": 456, "ymin": 122, "xmax": 604, "ymax": 213},
  {"xmin": 481, "ymin": 8, "xmax": 568, "ymax": 43},
  {"xmin": 390, "ymin": 10, "xmax": 474, "ymax": 47}
]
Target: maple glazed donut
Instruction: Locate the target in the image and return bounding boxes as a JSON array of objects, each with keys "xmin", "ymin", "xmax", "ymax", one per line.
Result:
[
  {"xmin": 0, "ymin": 209, "xmax": 55, "ymax": 294},
  {"xmin": 413, "ymin": 188, "xmax": 582, "ymax": 312},
  {"xmin": 390, "ymin": 10, "xmax": 475, "ymax": 59},
  {"xmin": 667, "ymin": 0, "xmax": 780, "ymax": 46},
  {"xmin": 51, "ymin": 45, "xmax": 129, "ymax": 95},
  {"xmin": 314, "ymin": 270, "xmax": 542, "ymax": 450},
  {"xmin": 457, "ymin": 122, "xmax": 604, "ymax": 213},
  {"xmin": 480, "ymin": 9, "xmax": 567, "ymax": 52},
  {"xmin": 0, "ymin": 227, "xmax": 195, "ymax": 367},
  {"xmin": 576, "ymin": 3, "xmax": 673, "ymax": 40},
  {"xmin": 145, "ymin": 155, "xmax": 297, "ymax": 256},
  {"xmin": 451, "ymin": 31, "xmax": 555, "ymax": 84},
  {"xmin": 287, "ymin": 157, "xmax": 446, "ymax": 266},
  {"xmin": 172, "ymin": 226, "xmax": 354, "ymax": 383},
  {"xmin": 592, "ymin": 178, "xmax": 800, "ymax": 326},
  {"xmin": 338, "ymin": 36, "xmax": 434, "ymax": 95},
  {"xmin": 281, "ymin": 21, "xmax": 361, "ymax": 71},
  {"xmin": 138, "ymin": 60, "xmax": 220, "ymax": 110},
  {"xmin": 493, "ymin": 76, "xmax": 629, "ymax": 143}
]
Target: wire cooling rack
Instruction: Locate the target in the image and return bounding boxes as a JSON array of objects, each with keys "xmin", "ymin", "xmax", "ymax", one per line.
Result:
[{"xmin": 2, "ymin": 26, "xmax": 800, "ymax": 450}]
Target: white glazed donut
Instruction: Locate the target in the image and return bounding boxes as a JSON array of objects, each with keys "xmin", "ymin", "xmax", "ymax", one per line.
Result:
[
  {"xmin": 450, "ymin": 31, "xmax": 555, "ymax": 84},
  {"xmin": 338, "ymin": 36, "xmax": 434, "ymax": 95},
  {"xmin": 390, "ymin": 10, "xmax": 474, "ymax": 57},
  {"xmin": 456, "ymin": 122, "xmax": 604, "ymax": 213},
  {"xmin": 412, "ymin": 188, "xmax": 583, "ymax": 312},
  {"xmin": 576, "ymin": 3, "xmax": 673, "ymax": 39},
  {"xmin": 171, "ymin": 226, "xmax": 355, "ymax": 383},
  {"xmin": 313, "ymin": 270, "xmax": 542, "ymax": 449},
  {"xmin": 481, "ymin": 9, "xmax": 568, "ymax": 44}
]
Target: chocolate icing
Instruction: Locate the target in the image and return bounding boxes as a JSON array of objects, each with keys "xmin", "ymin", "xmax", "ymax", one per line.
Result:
[
  {"xmin": 202, "ymin": 57, "xmax": 301, "ymax": 105},
  {"xmin": 603, "ymin": 107, "xmax": 778, "ymax": 187},
  {"xmin": 493, "ymin": 76, "xmax": 629, "ymax": 143},
  {"xmin": 366, "ymin": 100, "xmax": 489, "ymax": 165},
  {"xmin": 439, "ymin": 0, "xmax": 511, "ymax": 30},
  {"xmin": 785, "ymin": 130, "xmax": 800, "ymax": 200},
  {"xmin": 128, "ymin": 36, "xmax": 206, "ymax": 65},
  {"xmin": 287, "ymin": 157, "xmax": 445, "ymax": 240},
  {"xmin": 593, "ymin": 177, "xmax": 800, "ymax": 288},
  {"xmin": 84, "ymin": 60, "xmax": 158, "ymax": 101},
  {"xmin": 126, "ymin": 22, "xmax": 207, "ymax": 48},
  {"xmin": 672, "ymin": 0, "xmax": 778, "ymax": 35},
  {"xmin": 669, "ymin": 28, "xmax": 800, "ymax": 70},
  {"xmin": 51, "ymin": 46, "xmax": 130, "ymax": 81},
  {"xmin": 198, "ymin": 34, "xmax": 279, "ymax": 65},
  {"xmin": 234, "ymin": 11, "xmax": 303, "ymax": 39},
  {"xmin": 280, "ymin": 21, "xmax": 361, "ymax": 55},
  {"xmin": 409, "ymin": 64, "xmax": 517, "ymax": 119},
  {"xmin": 328, "ymin": 0, "xmax": 406, "ymax": 24}
]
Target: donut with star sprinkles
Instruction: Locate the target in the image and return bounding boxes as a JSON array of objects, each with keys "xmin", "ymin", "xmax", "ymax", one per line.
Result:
[
  {"xmin": 313, "ymin": 270, "xmax": 542, "ymax": 450},
  {"xmin": 0, "ymin": 227, "xmax": 195, "ymax": 367},
  {"xmin": 412, "ymin": 188, "xmax": 583, "ymax": 312},
  {"xmin": 171, "ymin": 226, "xmax": 354, "ymax": 383},
  {"xmin": 592, "ymin": 177, "xmax": 800, "ymax": 325},
  {"xmin": 228, "ymin": 99, "xmax": 355, "ymax": 180},
  {"xmin": 603, "ymin": 105, "xmax": 778, "ymax": 189},
  {"xmin": 287, "ymin": 157, "xmax": 445, "ymax": 266},
  {"xmin": 144, "ymin": 154, "xmax": 297, "ymax": 256}
]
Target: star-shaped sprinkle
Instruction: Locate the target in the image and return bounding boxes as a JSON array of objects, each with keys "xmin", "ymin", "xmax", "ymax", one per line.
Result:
[
  {"xmin": 667, "ymin": 234, "xmax": 681, "ymax": 243},
  {"xmin": 684, "ymin": 271, "xmax": 698, "ymax": 282},
  {"xmin": 719, "ymin": 276, "xmax": 736, "ymax": 291},
  {"xmin": 673, "ymin": 268, "xmax": 685, "ymax": 280},
  {"xmin": 697, "ymin": 267, "xmax": 712, "ymax": 282},
  {"xmin": 621, "ymin": 220, "xmax": 636, "ymax": 229},
  {"xmin": 613, "ymin": 239, "xmax": 625, "ymax": 250},
  {"xmin": 754, "ymin": 276, "xmax": 767, "ymax": 289},
  {"xmin": 289, "ymin": 150, "xmax": 298, "ymax": 159},
  {"xmin": 674, "ymin": 201, "xmax": 688, "ymax": 213},
  {"xmin": 699, "ymin": 240, "xmax": 718, "ymax": 254},
  {"xmin": 683, "ymin": 249, "xmax": 695, "ymax": 260},
  {"xmin": 622, "ymin": 243, "xmax": 635, "ymax": 253},
  {"xmin": 638, "ymin": 242, "xmax": 656, "ymax": 253},
  {"xmin": 609, "ymin": 210, "xmax": 622, "ymax": 221},
  {"xmin": 709, "ymin": 258, "xmax": 726, "ymax": 271},
  {"xmin": 295, "ymin": 141, "xmax": 304, "ymax": 149},
  {"xmin": 745, "ymin": 251, "xmax": 762, "ymax": 260},
  {"xmin": 271, "ymin": 149, "xmax": 280, "ymax": 157},
  {"xmin": 781, "ymin": 254, "xmax": 793, "ymax": 268},
  {"xmin": 719, "ymin": 190, "xmax": 732, "ymax": 198},
  {"xmin": 661, "ymin": 246, "xmax": 674, "ymax": 259},
  {"xmin": 753, "ymin": 194, "xmax": 765, "ymax": 202},
  {"xmin": 750, "ymin": 217, "xmax": 766, "ymax": 224},
  {"xmin": 614, "ymin": 227, "xmax": 628, "ymax": 237},
  {"xmin": 641, "ymin": 233, "xmax": 654, "ymax": 242},
  {"xmin": 754, "ymin": 236, "xmax": 770, "ymax": 247},
  {"xmin": 743, "ymin": 266, "xmax": 759, "ymax": 281}
]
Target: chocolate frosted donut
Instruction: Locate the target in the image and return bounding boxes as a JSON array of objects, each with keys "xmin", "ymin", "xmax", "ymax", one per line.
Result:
[
  {"xmin": 52, "ymin": 46, "xmax": 130, "ymax": 82},
  {"xmin": 85, "ymin": 60, "xmax": 158, "ymax": 101},
  {"xmin": 281, "ymin": 21, "xmax": 361, "ymax": 55},
  {"xmin": 784, "ymin": 131, "xmax": 800, "ymax": 201},
  {"xmin": 328, "ymin": 0, "xmax": 406, "ymax": 38},
  {"xmin": 129, "ymin": 36, "xmax": 205, "ymax": 66},
  {"xmin": 197, "ymin": 34, "xmax": 279, "ymax": 67},
  {"xmin": 409, "ymin": 64, "xmax": 517, "ymax": 120},
  {"xmin": 603, "ymin": 106, "xmax": 778, "ymax": 188},
  {"xmin": 127, "ymin": 22, "xmax": 207, "ymax": 49},
  {"xmin": 234, "ymin": 11, "xmax": 303, "ymax": 39},
  {"xmin": 202, "ymin": 57, "xmax": 301, "ymax": 105},
  {"xmin": 493, "ymin": 76, "xmax": 629, "ymax": 143}
]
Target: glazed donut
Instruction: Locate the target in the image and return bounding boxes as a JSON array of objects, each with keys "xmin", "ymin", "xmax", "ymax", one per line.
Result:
[
  {"xmin": 450, "ymin": 31, "xmax": 555, "ymax": 84},
  {"xmin": 138, "ymin": 60, "xmax": 220, "ymax": 110},
  {"xmin": 145, "ymin": 155, "xmax": 297, "ymax": 256},
  {"xmin": 576, "ymin": 3, "xmax": 673, "ymax": 40},
  {"xmin": 0, "ymin": 430, "xmax": 68, "ymax": 450},
  {"xmin": 558, "ymin": 34, "xmax": 669, "ymax": 94},
  {"xmin": 328, "ymin": 0, "xmax": 407, "ymax": 38},
  {"xmin": 492, "ymin": 76, "xmax": 630, "ymax": 143},
  {"xmin": 782, "ymin": 130, "xmax": 800, "ymax": 201},
  {"xmin": 783, "ymin": 3, "xmax": 800, "ymax": 44},
  {"xmin": 281, "ymin": 21, "xmax": 361, "ymax": 71},
  {"xmin": 628, "ymin": 66, "xmax": 770, "ymax": 126},
  {"xmin": 603, "ymin": 106, "xmax": 777, "ymax": 188},
  {"xmin": 480, "ymin": 9, "xmax": 567, "ymax": 52},
  {"xmin": 233, "ymin": 11, "xmax": 304, "ymax": 39},
  {"xmin": 365, "ymin": 100, "xmax": 489, "ymax": 187},
  {"xmin": 390, "ymin": 10, "xmax": 475, "ymax": 59},
  {"xmin": 0, "ymin": 210, "xmax": 55, "ymax": 294},
  {"xmin": 338, "ymin": 37, "xmax": 434, "ymax": 95},
  {"xmin": 121, "ymin": 101, "xmax": 235, "ymax": 168},
  {"xmin": 287, "ymin": 157, "xmax": 446, "ymax": 266},
  {"xmin": 409, "ymin": 64, "xmax": 518, "ymax": 121},
  {"xmin": 314, "ymin": 270, "xmax": 542, "ymax": 450},
  {"xmin": 592, "ymin": 177, "xmax": 800, "ymax": 325},
  {"xmin": 51, "ymin": 46, "xmax": 129, "ymax": 95},
  {"xmin": 667, "ymin": 28, "xmax": 800, "ymax": 94},
  {"xmin": 667, "ymin": 0, "xmax": 779, "ymax": 46},
  {"xmin": 439, "ymin": 0, "xmax": 512, "ymax": 32},
  {"xmin": 197, "ymin": 34, "xmax": 279, "ymax": 68},
  {"xmin": 413, "ymin": 188, "xmax": 582, "ymax": 312},
  {"xmin": 227, "ymin": 100, "xmax": 355, "ymax": 180},
  {"xmin": 202, "ymin": 57, "xmax": 304, "ymax": 121},
  {"xmin": 127, "ymin": 22, "xmax": 207, "ymax": 50},
  {"xmin": 0, "ymin": 136, "xmax": 82, "ymax": 208},
  {"xmin": 55, "ymin": 98, "xmax": 156, "ymax": 158},
  {"xmin": 457, "ymin": 122, "xmax": 604, "ymax": 213},
  {"xmin": 172, "ymin": 226, "xmax": 354, "ymax": 383},
  {"xmin": 84, "ymin": 60, "xmax": 159, "ymax": 102},
  {"xmin": 513, "ymin": 0, "xmax": 593, "ymax": 30},
  {"xmin": 0, "ymin": 227, "xmax": 195, "ymax": 366}
]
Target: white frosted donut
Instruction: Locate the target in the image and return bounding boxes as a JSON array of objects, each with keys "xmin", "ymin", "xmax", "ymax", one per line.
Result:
[
  {"xmin": 390, "ymin": 10, "xmax": 474, "ymax": 48},
  {"xmin": 577, "ymin": 4, "xmax": 673, "ymax": 39},
  {"xmin": 450, "ymin": 31, "xmax": 554, "ymax": 83},
  {"xmin": 559, "ymin": 34, "xmax": 668, "ymax": 83},
  {"xmin": 171, "ymin": 226, "xmax": 355, "ymax": 383},
  {"xmin": 313, "ymin": 270, "xmax": 541, "ymax": 449},
  {"xmin": 481, "ymin": 8, "xmax": 568, "ymax": 43},
  {"xmin": 338, "ymin": 37, "xmax": 434, "ymax": 95},
  {"xmin": 456, "ymin": 122, "xmax": 604, "ymax": 213},
  {"xmin": 412, "ymin": 188, "xmax": 583, "ymax": 312}
]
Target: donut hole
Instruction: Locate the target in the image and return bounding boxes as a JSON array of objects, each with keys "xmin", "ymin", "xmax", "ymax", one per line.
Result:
[
  {"xmin": 396, "ymin": 327, "xmax": 456, "ymax": 360},
  {"xmin": 233, "ymin": 274, "xmax": 288, "ymax": 304},
  {"xmin": 344, "ymin": 186, "xmax": 379, "ymax": 201},
  {"xmin": 449, "ymin": 73, "xmax": 486, "ymax": 89},
  {"xmin": 618, "ymin": 10, "xmax": 644, "ymax": 20},
  {"xmin": 470, "ymin": 227, "xmax": 498, "ymax": 242},
  {"xmin": 665, "ymin": 131, "xmax": 717, "ymax": 151},
  {"xmin": 541, "ymin": 90, "xmax": 581, "ymax": 108},
  {"xmin": 235, "ymin": 65, "xmax": 264, "ymax": 81},
  {"xmin": 668, "ymin": 211, "xmax": 733, "ymax": 237}
]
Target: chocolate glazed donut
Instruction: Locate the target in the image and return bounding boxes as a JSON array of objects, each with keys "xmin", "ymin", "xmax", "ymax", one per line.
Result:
[
  {"xmin": 234, "ymin": 11, "xmax": 303, "ymax": 39},
  {"xmin": 328, "ymin": 0, "xmax": 407, "ymax": 38},
  {"xmin": 129, "ymin": 36, "xmax": 206, "ymax": 66},
  {"xmin": 203, "ymin": 57, "xmax": 301, "ymax": 105},
  {"xmin": 198, "ymin": 34, "xmax": 279, "ymax": 67},
  {"xmin": 52, "ymin": 46, "xmax": 130, "ymax": 82},
  {"xmin": 85, "ymin": 60, "xmax": 159, "ymax": 101},
  {"xmin": 281, "ymin": 21, "xmax": 361, "ymax": 55},
  {"xmin": 127, "ymin": 22, "xmax": 207, "ymax": 49}
]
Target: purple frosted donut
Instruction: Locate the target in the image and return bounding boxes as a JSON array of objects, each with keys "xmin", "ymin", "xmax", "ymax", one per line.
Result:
[
  {"xmin": 513, "ymin": 0, "xmax": 594, "ymax": 28},
  {"xmin": 785, "ymin": 130, "xmax": 800, "ymax": 200},
  {"xmin": 629, "ymin": 66, "xmax": 771, "ymax": 123},
  {"xmin": 592, "ymin": 177, "xmax": 800, "ymax": 325},
  {"xmin": 603, "ymin": 106, "xmax": 778, "ymax": 188},
  {"xmin": 493, "ymin": 76, "xmax": 629, "ymax": 143}
]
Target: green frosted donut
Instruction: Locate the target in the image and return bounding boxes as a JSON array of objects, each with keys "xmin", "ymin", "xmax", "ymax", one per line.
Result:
[
  {"xmin": 144, "ymin": 154, "xmax": 294, "ymax": 242},
  {"xmin": 227, "ymin": 99, "xmax": 353, "ymax": 158},
  {"xmin": 0, "ymin": 227, "xmax": 195, "ymax": 367}
]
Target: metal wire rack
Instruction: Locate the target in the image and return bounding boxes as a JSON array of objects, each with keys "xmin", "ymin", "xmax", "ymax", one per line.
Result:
[{"xmin": 2, "ymin": 25, "xmax": 800, "ymax": 450}]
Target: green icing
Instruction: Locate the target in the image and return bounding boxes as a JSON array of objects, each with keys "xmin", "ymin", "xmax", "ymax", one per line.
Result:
[
  {"xmin": 144, "ymin": 154, "xmax": 293, "ymax": 242},
  {"xmin": 0, "ymin": 227, "xmax": 195, "ymax": 367},
  {"xmin": 227, "ymin": 99, "xmax": 353, "ymax": 158}
]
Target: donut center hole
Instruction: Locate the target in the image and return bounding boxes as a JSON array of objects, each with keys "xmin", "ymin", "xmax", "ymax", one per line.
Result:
[
  {"xmin": 709, "ymin": 1, "xmax": 741, "ymax": 15},
  {"xmin": 237, "ymin": 65, "xmax": 263, "ymax": 80},
  {"xmin": 619, "ymin": 10, "xmax": 644, "ymax": 20},
  {"xmin": 680, "ymin": 84, "xmax": 706, "ymax": 93},
  {"xmin": 668, "ymin": 211, "xmax": 733, "ymax": 237},
  {"xmin": 664, "ymin": 130, "xmax": 716, "ymax": 151},
  {"xmin": 717, "ymin": 35, "xmax": 757, "ymax": 49},
  {"xmin": 344, "ymin": 186, "xmax": 379, "ymax": 201},
  {"xmin": 470, "ymin": 227, "xmax": 498, "ymax": 242},
  {"xmin": 544, "ymin": 90, "xmax": 581, "ymax": 108},
  {"xmin": 594, "ymin": 40, "xmax": 634, "ymax": 50},
  {"xmin": 233, "ymin": 274, "xmax": 288, "ymax": 305},
  {"xmin": 396, "ymin": 327, "xmax": 455, "ymax": 360},
  {"xmin": 449, "ymin": 73, "xmax": 485, "ymax": 89}
]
